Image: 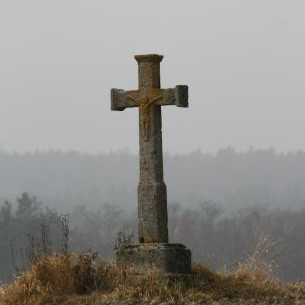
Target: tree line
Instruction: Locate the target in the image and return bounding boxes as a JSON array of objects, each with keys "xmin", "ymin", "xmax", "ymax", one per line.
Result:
[
  {"xmin": 1, "ymin": 192, "xmax": 305, "ymax": 283},
  {"xmin": 1, "ymin": 148, "xmax": 305, "ymax": 212}
]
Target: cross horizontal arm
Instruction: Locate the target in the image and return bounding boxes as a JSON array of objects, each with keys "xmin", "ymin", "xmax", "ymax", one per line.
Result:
[
  {"xmin": 158, "ymin": 85, "xmax": 188, "ymax": 108},
  {"xmin": 111, "ymin": 85, "xmax": 188, "ymax": 111},
  {"xmin": 111, "ymin": 89, "xmax": 139, "ymax": 111}
]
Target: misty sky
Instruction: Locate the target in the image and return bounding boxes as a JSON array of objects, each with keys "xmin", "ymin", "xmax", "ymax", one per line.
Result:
[{"xmin": 0, "ymin": 0, "xmax": 304, "ymax": 154}]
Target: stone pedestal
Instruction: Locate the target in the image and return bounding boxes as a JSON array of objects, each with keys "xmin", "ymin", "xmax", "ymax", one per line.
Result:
[{"xmin": 116, "ymin": 243, "xmax": 192, "ymax": 274}]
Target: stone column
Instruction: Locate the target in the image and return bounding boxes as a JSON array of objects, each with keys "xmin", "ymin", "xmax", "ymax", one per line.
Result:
[{"xmin": 136, "ymin": 55, "xmax": 168, "ymax": 244}]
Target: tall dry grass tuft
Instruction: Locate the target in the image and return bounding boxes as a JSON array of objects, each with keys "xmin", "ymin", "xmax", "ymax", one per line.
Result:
[{"xmin": 231, "ymin": 236, "xmax": 279, "ymax": 288}]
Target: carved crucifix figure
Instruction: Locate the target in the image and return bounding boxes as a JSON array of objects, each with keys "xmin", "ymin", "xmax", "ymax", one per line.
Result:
[{"xmin": 111, "ymin": 54, "xmax": 188, "ymax": 244}]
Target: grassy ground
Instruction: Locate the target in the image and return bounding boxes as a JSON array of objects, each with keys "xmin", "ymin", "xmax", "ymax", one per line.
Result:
[{"xmin": 0, "ymin": 251, "xmax": 305, "ymax": 305}]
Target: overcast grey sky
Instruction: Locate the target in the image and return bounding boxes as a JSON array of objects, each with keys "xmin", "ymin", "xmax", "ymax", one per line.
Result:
[{"xmin": 0, "ymin": 0, "xmax": 304, "ymax": 154}]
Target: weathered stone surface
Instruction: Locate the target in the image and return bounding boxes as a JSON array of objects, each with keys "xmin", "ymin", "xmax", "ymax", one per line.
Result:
[
  {"xmin": 138, "ymin": 181, "xmax": 168, "ymax": 243},
  {"xmin": 111, "ymin": 54, "xmax": 191, "ymax": 274},
  {"xmin": 111, "ymin": 54, "xmax": 188, "ymax": 244},
  {"xmin": 163, "ymin": 86, "xmax": 189, "ymax": 108},
  {"xmin": 116, "ymin": 243, "xmax": 192, "ymax": 274}
]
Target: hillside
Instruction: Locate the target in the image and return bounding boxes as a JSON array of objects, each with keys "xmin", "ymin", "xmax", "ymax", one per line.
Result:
[{"xmin": 1, "ymin": 253, "xmax": 305, "ymax": 305}]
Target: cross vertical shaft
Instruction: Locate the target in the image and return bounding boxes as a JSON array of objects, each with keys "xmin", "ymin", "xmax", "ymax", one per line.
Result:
[{"xmin": 136, "ymin": 55, "xmax": 168, "ymax": 243}]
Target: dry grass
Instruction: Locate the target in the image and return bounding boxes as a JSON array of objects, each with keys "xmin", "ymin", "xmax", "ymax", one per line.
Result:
[
  {"xmin": 1, "ymin": 249, "xmax": 305, "ymax": 305},
  {"xmin": 227, "ymin": 236, "xmax": 279, "ymax": 293}
]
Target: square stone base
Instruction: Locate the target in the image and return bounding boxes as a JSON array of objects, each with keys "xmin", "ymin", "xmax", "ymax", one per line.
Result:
[{"xmin": 115, "ymin": 243, "xmax": 192, "ymax": 274}]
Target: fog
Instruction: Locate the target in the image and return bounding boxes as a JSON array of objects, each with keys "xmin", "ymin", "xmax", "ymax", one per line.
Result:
[
  {"xmin": 1, "ymin": 149, "xmax": 305, "ymax": 211},
  {"xmin": 1, "ymin": 0, "xmax": 305, "ymax": 284},
  {"xmin": 0, "ymin": 0, "xmax": 304, "ymax": 154}
]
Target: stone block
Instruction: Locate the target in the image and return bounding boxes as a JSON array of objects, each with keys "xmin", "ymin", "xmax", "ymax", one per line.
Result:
[{"xmin": 116, "ymin": 243, "xmax": 192, "ymax": 274}]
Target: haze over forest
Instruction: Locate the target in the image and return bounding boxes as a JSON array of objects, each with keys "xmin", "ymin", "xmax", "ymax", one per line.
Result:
[
  {"xmin": 0, "ymin": 0, "xmax": 305, "ymax": 288},
  {"xmin": 2, "ymin": 149, "xmax": 305, "ymax": 283},
  {"xmin": 1, "ymin": 149, "xmax": 305, "ymax": 212}
]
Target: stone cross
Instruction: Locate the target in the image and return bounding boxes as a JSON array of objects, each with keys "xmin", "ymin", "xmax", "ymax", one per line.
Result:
[{"xmin": 111, "ymin": 54, "xmax": 188, "ymax": 244}]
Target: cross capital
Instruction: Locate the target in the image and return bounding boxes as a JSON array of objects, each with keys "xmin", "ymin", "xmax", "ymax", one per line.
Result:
[{"xmin": 134, "ymin": 54, "xmax": 163, "ymax": 63}]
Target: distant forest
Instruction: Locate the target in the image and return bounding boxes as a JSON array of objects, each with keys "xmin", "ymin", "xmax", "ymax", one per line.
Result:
[
  {"xmin": 1, "ymin": 148, "xmax": 305, "ymax": 211},
  {"xmin": 1, "ymin": 148, "xmax": 305, "ymax": 283}
]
